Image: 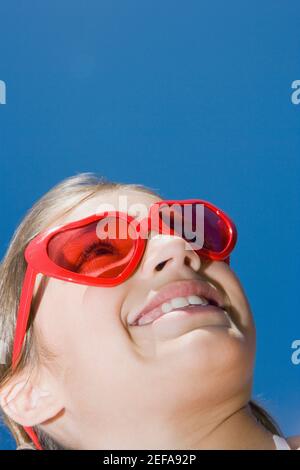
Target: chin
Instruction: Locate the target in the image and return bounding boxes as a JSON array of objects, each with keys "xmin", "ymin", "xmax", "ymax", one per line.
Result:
[{"xmin": 160, "ymin": 326, "xmax": 254, "ymax": 394}]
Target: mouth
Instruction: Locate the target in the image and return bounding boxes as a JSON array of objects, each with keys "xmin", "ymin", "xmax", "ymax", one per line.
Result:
[{"xmin": 127, "ymin": 279, "xmax": 226, "ymax": 327}]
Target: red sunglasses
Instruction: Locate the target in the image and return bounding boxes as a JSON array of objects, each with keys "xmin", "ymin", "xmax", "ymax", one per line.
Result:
[{"xmin": 11, "ymin": 199, "xmax": 237, "ymax": 449}]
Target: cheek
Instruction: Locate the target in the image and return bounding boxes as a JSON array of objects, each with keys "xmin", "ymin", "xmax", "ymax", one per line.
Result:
[
  {"xmin": 36, "ymin": 282, "xmax": 139, "ymax": 406},
  {"xmin": 77, "ymin": 286, "xmax": 132, "ymax": 361},
  {"xmin": 225, "ymin": 275, "xmax": 256, "ymax": 347},
  {"xmin": 35, "ymin": 281, "xmax": 129, "ymax": 371},
  {"xmin": 81, "ymin": 285, "xmax": 121, "ymax": 328},
  {"xmin": 205, "ymin": 262, "xmax": 256, "ymax": 341},
  {"xmin": 35, "ymin": 280, "xmax": 85, "ymax": 359},
  {"xmin": 60, "ymin": 286, "xmax": 142, "ymax": 411}
]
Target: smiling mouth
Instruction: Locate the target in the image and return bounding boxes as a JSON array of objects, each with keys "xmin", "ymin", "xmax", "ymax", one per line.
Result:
[
  {"xmin": 127, "ymin": 279, "xmax": 227, "ymax": 327},
  {"xmin": 131, "ymin": 295, "xmax": 227, "ymax": 326}
]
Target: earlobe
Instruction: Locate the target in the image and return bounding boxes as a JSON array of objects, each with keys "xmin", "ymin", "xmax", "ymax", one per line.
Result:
[{"xmin": 0, "ymin": 376, "xmax": 63, "ymax": 427}]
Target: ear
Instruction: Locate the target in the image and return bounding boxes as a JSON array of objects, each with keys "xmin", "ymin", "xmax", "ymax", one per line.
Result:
[{"xmin": 0, "ymin": 369, "xmax": 64, "ymax": 427}]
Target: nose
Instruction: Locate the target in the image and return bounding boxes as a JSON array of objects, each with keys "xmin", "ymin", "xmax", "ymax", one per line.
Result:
[{"xmin": 139, "ymin": 231, "xmax": 201, "ymax": 279}]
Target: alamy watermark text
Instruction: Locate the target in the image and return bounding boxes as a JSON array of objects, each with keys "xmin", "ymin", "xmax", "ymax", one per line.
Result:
[{"xmin": 0, "ymin": 79, "xmax": 6, "ymax": 104}]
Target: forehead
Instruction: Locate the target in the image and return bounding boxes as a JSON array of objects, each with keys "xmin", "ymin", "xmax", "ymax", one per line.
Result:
[{"xmin": 56, "ymin": 188, "xmax": 162, "ymax": 226}]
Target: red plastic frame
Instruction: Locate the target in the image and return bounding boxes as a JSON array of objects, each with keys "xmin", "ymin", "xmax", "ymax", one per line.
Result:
[{"xmin": 11, "ymin": 199, "xmax": 237, "ymax": 450}]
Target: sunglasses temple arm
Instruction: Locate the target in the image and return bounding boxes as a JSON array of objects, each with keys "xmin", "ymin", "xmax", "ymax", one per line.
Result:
[
  {"xmin": 11, "ymin": 266, "xmax": 44, "ymax": 450},
  {"xmin": 12, "ymin": 265, "xmax": 37, "ymax": 370},
  {"xmin": 23, "ymin": 426, "xmax": 43, "ymax": 450}
]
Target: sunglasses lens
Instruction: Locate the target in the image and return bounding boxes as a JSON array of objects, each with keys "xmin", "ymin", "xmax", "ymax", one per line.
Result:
[
  {"xmin": 203, "ymin": 206, "xmax": 229, "ymax": 252},
  {"xmin": 47, "ymin": 217, "xmax": 136, "ymax": 278},
  {"xmin": 158, "ymin": 203, "xmax": 229, "ymax": 254}
]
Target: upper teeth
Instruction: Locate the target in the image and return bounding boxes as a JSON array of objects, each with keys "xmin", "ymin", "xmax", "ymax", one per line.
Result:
[{"xmin": 161, "ymin": 295, "xmax": 209, "ymax": 314}]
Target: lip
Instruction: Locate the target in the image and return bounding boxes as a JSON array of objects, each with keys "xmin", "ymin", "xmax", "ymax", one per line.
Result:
[{"xmin": 127, "ymin": 278, "xmax": 225, "ymax": 326}]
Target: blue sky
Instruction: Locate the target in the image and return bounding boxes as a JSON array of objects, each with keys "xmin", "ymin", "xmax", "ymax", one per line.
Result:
[{"xmin": 0, "ymin": 1, "xmax": 300, "ymax": 449}]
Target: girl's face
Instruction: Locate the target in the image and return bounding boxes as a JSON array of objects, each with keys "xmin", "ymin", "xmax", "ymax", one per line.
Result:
[{"xmin": 32, "ymin": 189, "xmax": 256, "ymax": 448}]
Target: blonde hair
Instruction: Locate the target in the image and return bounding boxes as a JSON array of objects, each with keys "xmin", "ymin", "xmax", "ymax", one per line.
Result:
[{"xmin": 0, "ymin": 172, "xmax": 281, "ymax": 449}]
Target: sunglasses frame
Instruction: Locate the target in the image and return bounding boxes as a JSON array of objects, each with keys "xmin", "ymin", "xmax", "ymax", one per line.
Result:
[{"xmin": 11, "ymin": 199, "xmax": 237, "ymax": 449}]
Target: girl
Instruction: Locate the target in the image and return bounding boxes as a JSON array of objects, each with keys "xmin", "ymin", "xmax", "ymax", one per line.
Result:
[{"xmin": 0, "ymin": 173, "xmax": 299, "ymax": 450}]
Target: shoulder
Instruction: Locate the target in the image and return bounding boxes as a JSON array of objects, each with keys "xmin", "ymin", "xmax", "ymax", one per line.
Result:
[{"xmin": 287, "ymin": 435, "xmax": 300, "ymax": 450}]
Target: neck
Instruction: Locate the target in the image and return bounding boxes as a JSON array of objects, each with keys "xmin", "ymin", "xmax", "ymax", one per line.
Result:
[
  {"xmin": 47, "ymin": 399, "xmax": 278, "ymax": 450},
  {"xmin": 172, "ymin": 402, "xmax": 276, "ymax": 450}
]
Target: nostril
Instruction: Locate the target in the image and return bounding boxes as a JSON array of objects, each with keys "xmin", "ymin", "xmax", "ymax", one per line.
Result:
[
  {"xmin": 155, "ymin": 259, "xmax": 169, "ymax": 271},
  {"xmin": 184, "ymin": 255, "xmax": 193, "ymax": 268},
  {"xmin": 155, "ymin": 254, "xmax": 194, "ymax": 272}
]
